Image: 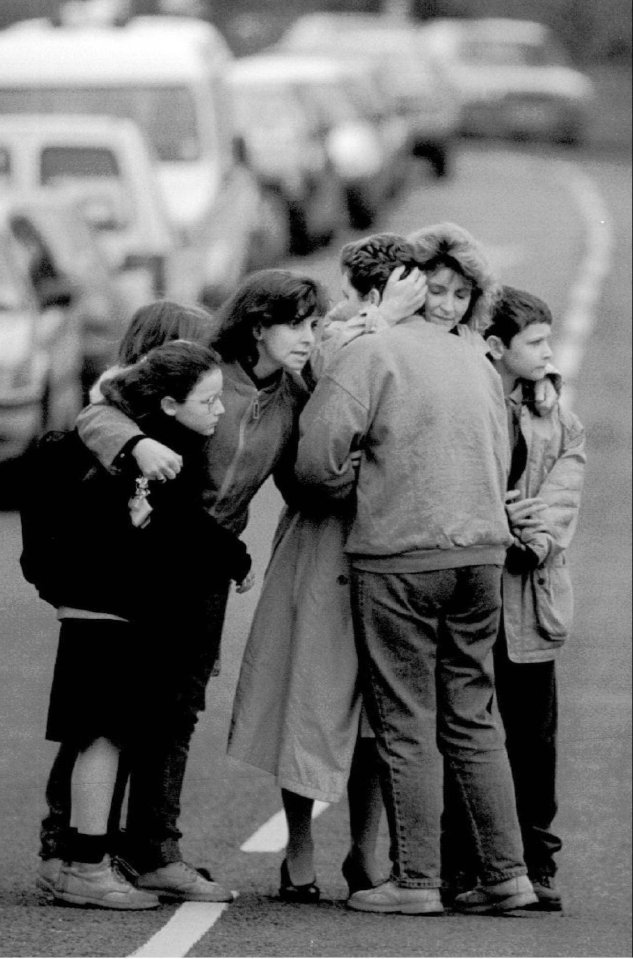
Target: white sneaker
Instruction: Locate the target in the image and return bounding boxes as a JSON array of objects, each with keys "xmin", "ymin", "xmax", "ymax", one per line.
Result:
[
  {"xmin": 348, "ymin": 880, "xmax": 444, "ymax": 915},
  {"xmin": 36, "ymin": 858, "xmax": 63, "ymax": 895},
  {"xmin": 453, "ymin": 875, "xmax": 538, "ymax": 913},
  {"xmin": 136, "ymin": 860, "xmax": 234, "ymax": 902},
  {"xmin": 55, "ymin": 855, "xmax": 160, "ymax": 909}
]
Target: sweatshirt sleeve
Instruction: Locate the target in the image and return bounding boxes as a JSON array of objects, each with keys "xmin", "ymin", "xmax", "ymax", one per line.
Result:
[
  {"xmin": 295, "ymin": 362, "xmax": 370, "ymax": 498},
  {"xmin": 76, "ymin": 402, "xmax": 148, "ymax": 470},
  {"xmin": 520, "ymin": 412, "xmax": 586, "ymax": 563}
]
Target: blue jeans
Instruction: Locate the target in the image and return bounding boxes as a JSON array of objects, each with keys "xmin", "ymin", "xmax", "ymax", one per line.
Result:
[{"xmin": 350, "ymin": 564, "xmax": 527, "ymax": 889}]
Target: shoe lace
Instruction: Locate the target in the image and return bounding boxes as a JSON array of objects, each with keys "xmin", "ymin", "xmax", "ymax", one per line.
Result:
[
  {"xmin": 181, "ymin": 861, "xmax": 214, "ymax": 883},
  {"xmin": 111, "ymin": 860, "xmax": 135, "ymax": 888}
]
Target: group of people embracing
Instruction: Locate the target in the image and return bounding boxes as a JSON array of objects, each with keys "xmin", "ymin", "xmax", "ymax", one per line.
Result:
[{"xmin": 24, "ymin": 221, "xmax": 585, "ymax": 917}]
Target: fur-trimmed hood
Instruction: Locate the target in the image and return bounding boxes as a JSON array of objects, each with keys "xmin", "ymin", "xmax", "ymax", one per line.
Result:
[{"xmin": 407, "ymin": 222, "xmax": 500, "ymax": 333}]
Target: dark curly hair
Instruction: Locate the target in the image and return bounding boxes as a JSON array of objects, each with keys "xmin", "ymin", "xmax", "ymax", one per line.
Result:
[
  {"xmin": 209, "ymin": 269, "xmax": 329, "ymax": 365},
  {"xmin": 485, "ymin": 285, "xmax": 553, "ymax": 347},
  {"xmin": 339, "ymin": 232, "xmax": 419, "ymax": 298}
]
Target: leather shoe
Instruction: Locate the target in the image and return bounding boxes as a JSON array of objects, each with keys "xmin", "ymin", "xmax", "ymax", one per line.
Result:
[{"xmin": 279, "ymin": 859, "xmax": 320, "ymax": 904}]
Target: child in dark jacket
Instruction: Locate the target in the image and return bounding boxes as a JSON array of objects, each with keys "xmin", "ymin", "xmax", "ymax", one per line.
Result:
[{"xmin": 32, "ymin": 341, "xmax": 251, "ymax": 910}]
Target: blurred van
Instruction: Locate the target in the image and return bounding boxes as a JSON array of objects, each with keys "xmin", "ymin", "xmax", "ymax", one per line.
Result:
[
  {"xmin": 229, "ymin": 55, "xmax": 345, "ymax": 254},
  {"xmin": 0, "ymin": 16, "xmax": 266, "ymax": 307},
  {"xmin": 0, "ymin": 114, "xmax": 174, "ymax": 303},
  {"xmin": 279, "ymin": 13, "xmax": 461, "ymax": 177},
  {"xmin": 0, "ymin": 195, "xmax": 83, "ymax": 467},
  {"xmin": 260, "ymin": 54, "xmax": 397, "ymax": 229}
]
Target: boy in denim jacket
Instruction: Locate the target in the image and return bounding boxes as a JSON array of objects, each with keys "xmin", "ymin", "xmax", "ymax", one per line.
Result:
[{"xmin": 485, "ymin": 286, "xmax": 586, "ymax": 910}]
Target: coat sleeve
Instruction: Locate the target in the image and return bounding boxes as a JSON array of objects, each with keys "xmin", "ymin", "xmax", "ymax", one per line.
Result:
[
  {"xmin": 520, "ymin": 412, "xmax": 586, "ymax": 563},
  {"xmin": 76, "ymin": 402, "xmax": 147, "ymax": 470},
  {"xmin": 295, "ymin": 366, "xmax": 370, "ymax": 499}
]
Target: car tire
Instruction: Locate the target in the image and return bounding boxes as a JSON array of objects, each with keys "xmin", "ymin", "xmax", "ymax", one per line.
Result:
[
  {"xmin": 345, "ymin": 186, "xmax": 377, "ymax": 230},
  {"xmin": 288, "ymin": 201, "xmax": 314, "ymax": 256},
  {"xmin": 421, "ymin": 142, "xmax": 451, "ymax": 179}
]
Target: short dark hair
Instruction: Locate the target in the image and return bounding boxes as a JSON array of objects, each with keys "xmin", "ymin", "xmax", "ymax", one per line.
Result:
[
  {"xmin": 103, "ymin": 340, "xmax": 222, "ymax": 419},
  {"xmin": 485, "ymin": 285, "xmax": 553, "ymax": 347},
  {"xmin": 117, "ymin": 300, "xmax": 214, "ymax": 365},
  {"xmin": 210, "ymin": 269, "xmax": 329, "ymax": 365},
  {"xmin": 340, "ymin": 233, "xmax": 418, "ymax": 298}
]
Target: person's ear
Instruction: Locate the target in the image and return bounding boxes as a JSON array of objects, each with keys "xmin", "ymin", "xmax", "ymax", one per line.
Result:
[
  {"xmin": 485, "ymin": 334, "xmax": 506, "ymax": 361},
  {"xmin": 160, "ymin": 396, "xmax": 178, "ymax": 417},
  {"xmin": 367, "ymin": 287, "xmax": 381, "ymax": 306},
  {"xmin": 253, "ymin": 323, "xmax": 263, "ymax": 341}
]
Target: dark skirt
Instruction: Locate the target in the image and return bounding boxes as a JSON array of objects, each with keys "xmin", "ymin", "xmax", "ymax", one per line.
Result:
[{"xmin": 46, "ymin": 618, "xmax": 151, "ymax": 748}]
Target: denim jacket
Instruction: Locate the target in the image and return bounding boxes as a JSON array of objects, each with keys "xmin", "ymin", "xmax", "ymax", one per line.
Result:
[{"xmin": 502, "ymin": 385, "xmax": 586, "ymax": 663}]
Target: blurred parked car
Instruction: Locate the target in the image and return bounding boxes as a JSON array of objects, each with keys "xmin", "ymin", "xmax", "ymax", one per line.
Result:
[
  {"xmin": 0, "ymin": 16, "xmax": 275, "ymax": 308},
  {"xmin": 262, "ymin": 54, "xmax": 400, "ymax": 229},
  {"xmin": 0, "ymin": 196, "xmax": 83, "ymax": 468},
  {"xmin": 279, "ymin": 12, "xmax": 461, "ymax": 177},
  {"xmin": 419, "ymin": 18, "xmax": 595, "ymax": 145},
  {"xmin": 0, "ymin": 114, "xmax": 174, "ymax": 304},
  {"xmin": 229, "ymin": 55, "xmax": 345, "ymax": 254},
  {"xmin": 6, "ymin": 191, "xmax": 131, "ymax": 397}
]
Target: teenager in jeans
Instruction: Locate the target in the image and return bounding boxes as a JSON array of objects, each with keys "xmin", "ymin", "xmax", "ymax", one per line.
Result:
[{"xmin": 295, "ymin": 311, "xmax": 537, "ymax": 914}]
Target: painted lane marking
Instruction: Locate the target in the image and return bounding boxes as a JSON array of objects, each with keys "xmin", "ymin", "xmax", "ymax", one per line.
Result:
[
  {"xmin": 555, "ymin": 161, "xmax": 613, "ymax": 403},
  {"xmin": 131, "ymin": 901, "xmax": 231, "ymax": 958},
  {"xmin": 240, "ymin": 800, "xmax": 330, "ymax": 853}
]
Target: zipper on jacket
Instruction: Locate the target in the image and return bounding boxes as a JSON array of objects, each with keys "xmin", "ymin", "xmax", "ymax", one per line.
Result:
[{"xmin": 251, "ymin": 396, "xmax": 261, "ymax": 421}]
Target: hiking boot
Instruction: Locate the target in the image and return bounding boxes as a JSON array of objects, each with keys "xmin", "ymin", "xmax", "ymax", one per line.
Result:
[
  {"xmin": 347, "ymin": 880, "xmax": 444, "ymax": 915},
  {"xmin": 528, "ymin": 873, "xmax": 563, "ymax": 911},
  {"xmin": 453, "ymin": 875, "xmax": 537, "ymax": 913},
  {"xmin": 36, "ymin": 858, "xmax": 63, "ymax": 895},
  {"xmin": 136, "ymin": 860, "xmax": 234, "ymax": 902},
  {"xmin": 54, "ymin": 855, "xmax": 160, "ymax": 909}
]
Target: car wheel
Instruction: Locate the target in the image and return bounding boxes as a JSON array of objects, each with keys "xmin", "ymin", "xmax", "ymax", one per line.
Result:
[
  {"xmin": 345, "ymin": 185, "xmax": 377, "ymax": 230},
  {"xmin": 288, "ymin": 201, "xmax": 314, "ymax": 256},
  {"xmin": 425, "ymin": 143, "xmax": 451, "ymax": 179}
]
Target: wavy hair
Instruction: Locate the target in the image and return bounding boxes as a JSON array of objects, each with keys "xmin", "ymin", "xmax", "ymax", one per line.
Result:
[
  {"xmin": 117, "ymin": 300, "xmax": 214, "ymax": 365},
  {"xmin": 407, "ymin": 222, "xmax": 500, "ymax": 333}
]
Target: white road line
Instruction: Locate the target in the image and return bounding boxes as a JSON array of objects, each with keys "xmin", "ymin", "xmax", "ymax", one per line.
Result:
[
  {"xmin": 240, "ymin": 800, "xmax": 330, "ymax": 853},
  {"xmin": 130, "ymin": 901, "xmax": 231, "ymax": 958},
  {"xmin": 555, "ymin": 161, "xmax": 614, "ymax": 403}
]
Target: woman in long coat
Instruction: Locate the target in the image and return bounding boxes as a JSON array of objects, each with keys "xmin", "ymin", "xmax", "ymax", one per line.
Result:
[{"xmin": 227, "ymin": 225, "xmax": 500, "ymax": 899}]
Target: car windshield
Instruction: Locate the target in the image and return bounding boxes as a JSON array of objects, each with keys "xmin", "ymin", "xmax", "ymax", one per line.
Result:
[
  {"xmin": 233, "ymin": 86, "xmax": 307, "ymax": 133},
  {"xmin": 299, "ymin": 81, "xmax": 359, "ymax": 126},
  {"xmin": 459, "ymin": 38, "xmax": 568, "ymax": 68},
  {"xmin": 0, "ymin": 86, "xmax": 199, "ymax": 162}
]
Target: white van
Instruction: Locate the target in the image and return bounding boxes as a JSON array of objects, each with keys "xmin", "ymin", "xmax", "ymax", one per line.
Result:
[
  {"xmin": 0, "ymin": 113, "xmax": 174, "ymax": 302},
  {"xmin": 0, "ymin": 17, "xmax": 266, "ymax": 307}
]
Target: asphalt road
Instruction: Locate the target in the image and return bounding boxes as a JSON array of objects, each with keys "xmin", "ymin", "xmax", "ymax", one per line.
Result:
[{"xmin": 0, "ymin": 139, "xmax": 631, "ymax": 958}]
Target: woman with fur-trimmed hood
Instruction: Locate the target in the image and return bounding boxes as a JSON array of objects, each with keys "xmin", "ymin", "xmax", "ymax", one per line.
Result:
[{"xmin": 408, "ymin": 221, "xmax": 500, "ymax": 338}]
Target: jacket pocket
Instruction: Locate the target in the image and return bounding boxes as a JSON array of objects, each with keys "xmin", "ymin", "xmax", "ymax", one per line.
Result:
[{"xmin": 532, "ymin": 555, "xmax": 573, "ymax": 641}]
